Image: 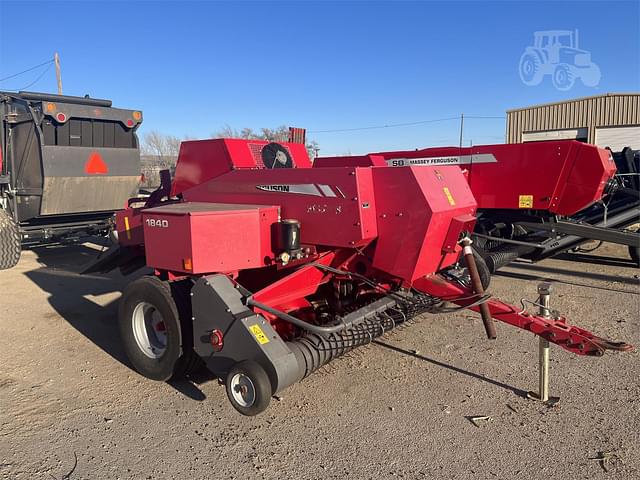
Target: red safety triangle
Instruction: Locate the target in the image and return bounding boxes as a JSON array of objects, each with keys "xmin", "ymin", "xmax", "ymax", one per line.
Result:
[{"xmin": 85, "ymin": 152, "xmax": 109, "ymax": 174}]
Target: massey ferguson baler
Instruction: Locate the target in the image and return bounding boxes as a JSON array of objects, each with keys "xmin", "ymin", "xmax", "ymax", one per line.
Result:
[
  {"xmin": 88, "ymin": 139, "xmax": 631, "ymax": 415},
  {"xmin": 318, "ymin": 140, "xmax": 640, "ymax": 271}
]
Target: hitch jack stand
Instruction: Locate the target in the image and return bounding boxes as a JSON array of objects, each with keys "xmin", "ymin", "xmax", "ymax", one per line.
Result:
[{"xmin": 527, "ymin": 283, "xmax": 560, "ymax": 404}]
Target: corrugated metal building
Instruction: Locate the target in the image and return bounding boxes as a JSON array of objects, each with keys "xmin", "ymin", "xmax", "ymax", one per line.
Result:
[{"xmin": 506, "ymin": 93, "xmax": 640, "ymax": 150}]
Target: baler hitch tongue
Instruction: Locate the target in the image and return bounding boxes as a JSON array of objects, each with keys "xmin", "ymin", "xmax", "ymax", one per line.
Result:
[
  {"xmin": 589, "ymin": 339, "xmax": 633, "ymax": 353},
  {"xmin": 486, "ymin": 304, "xmax": 633, "ymax": 357},
  {"xmin": 413, "ymin": 275, "xmax": 633, "ymax": 357}
]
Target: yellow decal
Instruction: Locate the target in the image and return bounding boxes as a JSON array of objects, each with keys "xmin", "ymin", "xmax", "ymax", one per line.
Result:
[
  {"xmin": 124, "ymin": 216, "xmax": 131, "ymax": 240},
  {"xmin": 249, "ymin": 324, "xmax": 270, "ymax": 344},
  {"xmin": 518, "ymin": 195, "xmax": 534, "ymax": 208},
  {"xmin": 443, "ymin": 187, "xmax": 456, "ymax": 206}
]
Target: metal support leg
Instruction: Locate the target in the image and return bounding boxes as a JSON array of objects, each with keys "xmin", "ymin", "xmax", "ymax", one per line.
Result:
[
  {"xmin": 527, "ymin": 283, "xmax": 559, "ymax": 404},
  {"xmin": 537, "ymin": 337, "xmax": 550, "ymax": 402}
]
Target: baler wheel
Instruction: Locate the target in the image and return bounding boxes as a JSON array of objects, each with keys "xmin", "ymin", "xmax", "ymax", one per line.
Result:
[
  {"xmin": 225, "ymin": 361, "xmax": 272, "ymax": 416},
  {"xmin": 0, "ymin": 208, "xmax": 21, "ymax": 270},
  {"xmin": 119, "ymin": 276, "xmax": 200, "ymax": 381},
  {"xmin": 629, "ymin": 228, "xmax": 640, "ymax": 267}
]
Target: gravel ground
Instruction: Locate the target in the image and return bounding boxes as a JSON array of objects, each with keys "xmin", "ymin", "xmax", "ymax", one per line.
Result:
[{"xmin": 1, "ymin": 242, "xmax": 638, "ymax": 480}]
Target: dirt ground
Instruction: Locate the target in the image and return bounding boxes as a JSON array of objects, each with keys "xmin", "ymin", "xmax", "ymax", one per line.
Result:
[{"xmin": 0, "ymin": 241, "xmax": 638, "ymax": 480}]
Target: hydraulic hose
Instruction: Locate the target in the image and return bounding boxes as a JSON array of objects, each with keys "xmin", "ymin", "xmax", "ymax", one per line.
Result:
[
  {"xmin": 604, "ymin": 178, "xmax": 640, "ymax": 199},
  {"xmin": 247, "ymin": 295, "xmax": 399, "ymax": 335},
  {"xmin": 246, "ymin": 298, "xmax": 349, "ymax": 335}
]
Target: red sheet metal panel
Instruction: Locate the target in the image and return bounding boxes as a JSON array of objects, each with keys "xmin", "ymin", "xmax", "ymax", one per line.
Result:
[
  {"xmin": 171, "ymin": 139, "xmax": 312, "ymax": 196},
  {"xmin": 181, "ymin": 167, "xmax": 378, "ymax": 248},
  {"xmin": 316, "ymin": 141, "xmax": 616, "ymax": 217},
  {"xmin": 370, "ymin": 165, "xmax": 476, "ymax": 281},
  {"xmin": 374, "ymin": 141, "xmax": 616, "ymax": 216},
  {"xmin": 141, "ymin": 202, "xmax": 279, "ymax": 274}
]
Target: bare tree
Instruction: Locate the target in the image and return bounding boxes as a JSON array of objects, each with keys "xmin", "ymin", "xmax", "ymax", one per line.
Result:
[
  {"xmin": 141, "ymin": 131, "xmax": 181, "ymax": 167},
  {"xmin": 212, "ymin": 125, "xmax": 320, "ymax": 160},
  {"xmin": 140, "ymin": 131, "xmax": 185, "ymax": 188}
]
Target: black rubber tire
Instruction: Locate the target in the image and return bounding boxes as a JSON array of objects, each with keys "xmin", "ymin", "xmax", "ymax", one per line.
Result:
[
  {"xmin": 170, "ymin": 279, "xmax": 205, "ymax": 375},
  {"xmin": 118, "ymin": 275, "xmax": 199, "ymax": 381},
  {"xmin": 629, "ymin": 228, "xmax": 640, "ymax": 267},
  {"xmin": 0, "ymin": 208, "xmax": 21, "ymax": 270},
  {"xmin": 108, "ymin": 227, "xmax": 119, "ymax": 245},
  {"xmin": 225, "ymin": 361, "xmax": 272, "ymax": 416},
  {"xmin": 460, "ymin": 246, "xmax": 491, "ymax": 290}
]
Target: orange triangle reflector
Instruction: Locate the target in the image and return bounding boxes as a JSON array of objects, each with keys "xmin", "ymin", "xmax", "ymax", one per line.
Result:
[{"xmin": 85, "ymin": 152, "xmax": 109, "ymax": 174}]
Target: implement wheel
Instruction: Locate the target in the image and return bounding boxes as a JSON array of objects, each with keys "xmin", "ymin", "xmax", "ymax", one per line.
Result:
[
  {"xmin": 119, "ymin": 276, "xmax": 199, "ymax": 381},
  {"xmin": 0, "ymin": 208, "xmax": 21, "ymax": 270},
  {"xmin": 225, "ymin": 361, "xmax": 272, "ymax": 416},
  {"xmin": 629, "ymin": 228, "xmax": 640, "ymax": 267}
]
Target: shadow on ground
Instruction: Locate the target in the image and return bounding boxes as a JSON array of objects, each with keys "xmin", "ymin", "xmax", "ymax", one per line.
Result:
[
  {"xmin": 508, "ymin": 259, "xmax": 639, "ymax": 286},
  {"xmin": 22, "ymin": 241, "xmax": 210, "ymax": 401},
  {"xmin": 554, "ymin": 251, "xmax": 638, "ymax": 269},
  {"xmin": 374, "ymin": 340, "xmax": 527, "ymax": 398},
  {"xmin": 497, "ymin": 267, "xmax": 639, "ymax": 295},
  {"xmin": 24, "ymin": 243, "xmax": 135, "ymax": 366}
]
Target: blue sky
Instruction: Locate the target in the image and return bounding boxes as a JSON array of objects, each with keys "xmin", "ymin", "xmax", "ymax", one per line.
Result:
[{"xmin": 1, "ymin": 0, "xmax": 639, "ymax": 155}]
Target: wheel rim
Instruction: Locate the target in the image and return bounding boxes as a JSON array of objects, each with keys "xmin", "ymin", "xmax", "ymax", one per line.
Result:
[
  {"xmin": 131, "ymin": 301, "xmax": 167, "ymax": 359},
  {"xmin": 230, "ymin": 373, "xmax": 256, "ymax": 407}
]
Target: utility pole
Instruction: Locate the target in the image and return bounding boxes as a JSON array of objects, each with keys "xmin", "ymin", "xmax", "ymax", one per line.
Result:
[
  {"xmin": 458, "ymin": 113, "xmax": 464, "ymax": 147},
  {"xmin": 54, "ymin": 52, "xmax": 62, "ymax": 95}
]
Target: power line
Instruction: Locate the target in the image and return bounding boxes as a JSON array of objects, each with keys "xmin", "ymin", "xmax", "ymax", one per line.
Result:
[
  {"xmin": 309, "ymin": 117, "xmax": 458, "ymax": 134},
  {"xmin": 7, "ymin": 63, "xmax": 54, "ymax": 92},
  {"xmin": 308, "ymin": 115, "xmax": 505, "ymax": 134},
  {"xmin": 0, "ymin": 59, "xmax": 54, "ymax": 83}
]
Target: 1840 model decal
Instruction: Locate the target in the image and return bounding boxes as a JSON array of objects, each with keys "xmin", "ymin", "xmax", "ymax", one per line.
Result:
[{"xmin": 145, "ymin": 218, "xmax": 169, "ymax": 228}]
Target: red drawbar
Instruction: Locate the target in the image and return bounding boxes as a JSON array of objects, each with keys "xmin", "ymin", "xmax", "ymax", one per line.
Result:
[{"xmin": 85, "ymin": 152, "xmax": 109, "ymax": 175}]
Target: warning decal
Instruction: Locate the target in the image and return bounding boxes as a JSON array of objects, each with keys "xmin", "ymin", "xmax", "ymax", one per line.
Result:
[
  {"xmin": 85, "ymin": 151, "xmax": 109, "ymax": 175},
  {"xmin": 249, "ymin": 324, "xmax": 270, "ymax": 344},
  {"xmin": 518, "ymin": 195, "xmax": 534, "ymax": 208},
  {"xmin": 443, "ymin": 187, "xmax": 456, "ymax": 206}
]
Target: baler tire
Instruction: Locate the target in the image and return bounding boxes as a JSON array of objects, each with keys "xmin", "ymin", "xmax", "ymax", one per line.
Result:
[
  {"xmin": 170, "ymin": 279, "xmax": 205, "ymax": 376},
  {"xmin": 0, "ymin": 208, "xmax": 21, "ymax": 270},
  {"xmin": 629, "ymin": 228, "xmax": 640, "ymax": 267},
  {"xmin": 225, "ymin": 361, "xmax": 272, "ymax": 416},
  {"xmin": 108, "ymin": 228, "xmax": 119, "ymax": 245},
  {"xmin": 118, "ymin": 276, "xmax": 200, "ymax": 381}
]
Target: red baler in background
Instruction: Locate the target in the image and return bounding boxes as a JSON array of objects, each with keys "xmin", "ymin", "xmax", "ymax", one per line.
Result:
[
  {"xmin": 87, "ymin": 139, "xmax": 631, "ymax": 415},
  {"xmin": 318, "ymin": 141, "xmax": 640, "ymax": 271}
]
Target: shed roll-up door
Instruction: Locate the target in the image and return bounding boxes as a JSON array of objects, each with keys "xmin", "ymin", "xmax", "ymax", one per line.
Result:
[
  {"xmin": 595, "ymin": 126, "xmax": 640, "ymax": 151},
  {"xmin": 522, "ymin": 128, "xmax": 588, "ymax": 142}
]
